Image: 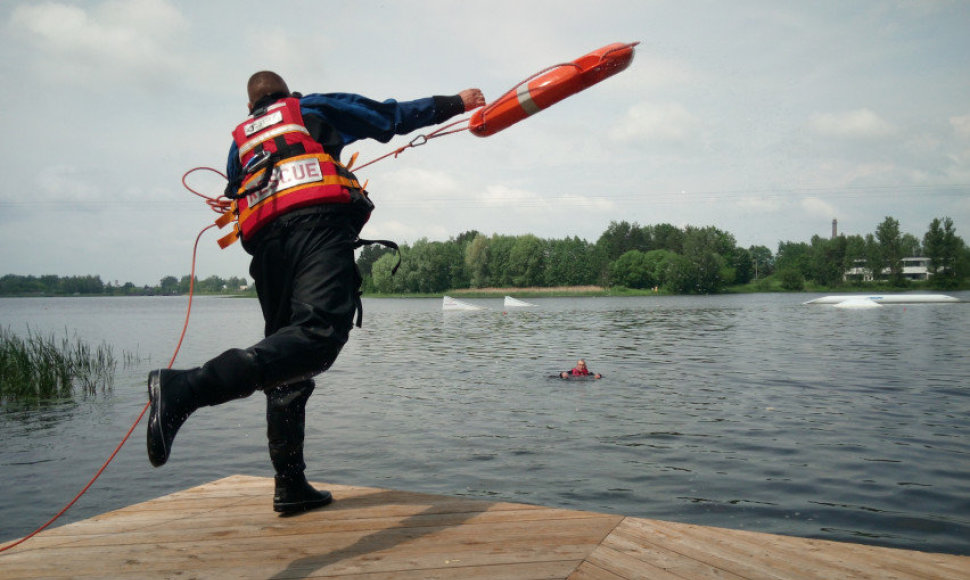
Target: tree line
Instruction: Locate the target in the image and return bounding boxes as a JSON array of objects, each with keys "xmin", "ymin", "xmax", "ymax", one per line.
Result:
[
  {"xmin": 3, "ymin": 216, "xmax": 966, "ymax": 297},
  {"xmin": 773, "ymin": 216, "xmax": 966, "ymax": 290},
  {"xmin": 359, "ymin": 216, "xmax": 968, "ymax": 294},
  {"xmin": 0, "ymin": 274, "xmax": 250, "ymax": 297}
]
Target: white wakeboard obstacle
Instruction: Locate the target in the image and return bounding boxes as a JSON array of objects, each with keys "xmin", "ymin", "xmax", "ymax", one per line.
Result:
[{"xmin": 442, "ymin": 296, "xmax": 484, "ymax": 311}]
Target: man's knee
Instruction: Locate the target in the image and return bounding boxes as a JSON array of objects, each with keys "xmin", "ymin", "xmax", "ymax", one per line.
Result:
[{"xmin": 266, "ymin": 379, "xmax": 314, "ymax": 410}]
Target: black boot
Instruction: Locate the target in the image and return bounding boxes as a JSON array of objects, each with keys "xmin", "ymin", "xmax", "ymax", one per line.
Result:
[
  {"xmin": 146, "ymin": 369, "xmax": 197, "ymax": 467},
  {"xmin": 146, "ymin": 348, "xmax": 262, "ymax": 467},
  {"xmin": 267, "ymin": 381, "xmax": 332, "ymax": 514},
  {"xmin": 274, "ymin": 474, "xmax": 333, "ymax": 514}
]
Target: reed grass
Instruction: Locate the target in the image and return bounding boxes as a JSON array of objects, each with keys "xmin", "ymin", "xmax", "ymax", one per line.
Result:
[{"xmin": 0, "ymin": 328, "xmax": 117, "ymax": 406}]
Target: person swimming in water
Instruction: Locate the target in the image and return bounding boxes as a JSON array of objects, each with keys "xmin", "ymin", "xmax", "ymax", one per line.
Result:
[{"xmin": 559, "ymin": 359, "xmax": 602, "ymax": 379}]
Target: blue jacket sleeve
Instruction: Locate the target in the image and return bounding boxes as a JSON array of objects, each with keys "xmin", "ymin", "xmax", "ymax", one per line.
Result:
[
  {"xmin": 226, "ymin": 142, "xmax": 240, "ymax": 184},
  {"xmin": 298, "ymin": 92, "xmax": 459, "ymax": 146}
]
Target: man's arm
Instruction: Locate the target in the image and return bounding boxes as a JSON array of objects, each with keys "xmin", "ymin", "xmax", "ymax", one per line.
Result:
[{"xmin": 300, "ymin": 90, "xmax": 484, "ymax": 146}]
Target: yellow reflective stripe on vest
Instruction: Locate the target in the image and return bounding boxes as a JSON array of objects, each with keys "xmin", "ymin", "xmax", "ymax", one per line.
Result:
[
  {"xmin": 243, "ymin": 175, "xmax": 360, "ymax": 213},
  {"xmin": 237, "ymin": 123, "xmax": 312, "ymax": 159},
  {"xmin": 239, "ymin": 175, "xmax": 359, "ymax": 214}
]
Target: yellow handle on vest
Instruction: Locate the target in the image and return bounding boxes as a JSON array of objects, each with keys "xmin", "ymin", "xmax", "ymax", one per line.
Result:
[{"xmin": 217, "ymin": 225, "xmax": 240, "ymax": 249}]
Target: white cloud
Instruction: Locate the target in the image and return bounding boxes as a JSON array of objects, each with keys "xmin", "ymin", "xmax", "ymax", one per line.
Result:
[
  {"xmin": 372, "ymin": 219, "xmax": 451, "ymax": 242},
  {"xmin": 610, "ymin": 101, "xmax": 700, "ymax": 143},
  {"xmin": 477, "ymin": 184, "xmax": 543, "ymax": 207},
  {"xmin": 9, "ymin": 0, "xmax": 187, "ymax": 87},
  {"xmin": 471, "ymin": 184, "xmax": 614, "ymax": 213},
  {"xmin": 951, "ymin": 114, "xmax": 970, "ymax": 139},
  {"xmin": 800, "ymin": 197, "xmax": 838, "ymax": 218},
  {"xmin": 809, "ymin": 108, "xmax": 896, "ymax": 139},
  {"xmin": 36, "ymin": 165, "xmax": 103, "ymax": 203},
  {"xmin": 375, "ymin": 167, "xmax": 462, "ymax": 208},
  {"xmin": 736, "ymin": 196, "xmax": 783, "ymax": 213}
]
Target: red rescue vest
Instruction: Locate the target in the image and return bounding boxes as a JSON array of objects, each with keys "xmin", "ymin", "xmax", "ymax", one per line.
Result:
[{"xmin": 216, "ymin": 98, "xmax": 365, "ymax": 247}]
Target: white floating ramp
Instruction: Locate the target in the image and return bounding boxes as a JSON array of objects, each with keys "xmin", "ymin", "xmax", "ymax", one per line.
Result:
[
  {"xmin": 833, "ymin": 297, "xmax": 883, "ymax": 309},
  {"xmin": 805, "ymin": 294, "xmax": 959, "ymax": 305},
  {"xmin": 442, "ymin": 295, "xmax": 484, "ymax": 311},
  {"xmin": 504, "ymin": 296, "xmax": 536, "ymax": 308}
]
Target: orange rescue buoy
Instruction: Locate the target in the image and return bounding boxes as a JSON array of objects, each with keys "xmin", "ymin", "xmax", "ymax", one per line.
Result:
[{"xmin": 469, "ymin": 42, "xmax": 638, "ymax": 137}]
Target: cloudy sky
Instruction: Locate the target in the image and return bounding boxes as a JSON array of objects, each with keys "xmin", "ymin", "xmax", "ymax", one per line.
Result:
[{"xmin": 1, "ymin": 0, "xmax": 968, "ymax": 286}]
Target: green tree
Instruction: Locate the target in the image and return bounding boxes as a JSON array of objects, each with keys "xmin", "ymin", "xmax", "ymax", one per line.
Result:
[
  {"xmin": 357, "ymin": 244, "xmax": 394, "ymax": 292},
  {"xmin": 683, "ymin": 225, "xmax": 736, "ymax": 257},
  {"xmin": 809, "ymin": 235, "xmax": 847, "ymax": 287},
  {"xmin": 775, "ymin": 241, "xmax": 811, "ymax": 279},
  {"xmin": 372, "ymin": 250, "xmax": 406, "ymax": 293},
  {"xmin": 178, "ymin": 275, "xmax": 197, "ymax": 294},
  {"xmin": 924, "ymin": 217, "xmax": 964, "ymax": 288},
  {"xmin": 609, "ymin": 250, "xmax": 655, "ymax": 289},
  {"xmin": 596, "ymin": 221, "xmax": 649, "ymax": 261},
  {"xmin": 226, "ymin": 276, "xmax": 248, "ymax": 291},
  {"xmin": 901, "ymin": 233, "xmax": 921, "ymax": 257},
  {"xmin": 394, "ymin": 239, "xmax": 456, "ymax": 293},
  {"xmin": 650, "ymin": 223, "xmax": 685, "ymax": 254},
  {"xmin": 843, "ymin": 235, "xmax": 867, "ymax": 278},
  {"xmin": 447, "ymin": 231, "xmax": 479, "ymax": 289},
  {"xmin": 60, "ymin": 275, "xmax": 105, "ymax": 295},
  {"xmin": 486, "ymin": 235, "xmax": 517, "ymax": 287},
  {"xmin": 159, "ymin": 276, "xmax": 179, "ymax": 295},
  {"xmin": 508, "ymin": 235, "xmax": 547, "ymax": 287},
  {"xmin": 682, "ymin": 226, "xmax": 736, "ymax": 293},
  {"xmin": 644, "ymin": 249, "xmax": 678, "ymax": 286},
  {"xmin": 778, "ymin": 268, "xmax": 805, "ymax": 291},
  {"xmin": 748, "ymin": 245, "xmax": 774, "ymax": 279},
  {"xmin": 875, "ymin": 216, "xmax": 904, "ymax": 286},
  {"xmin": 465, "ymin": 234, "xmax": 491, "ymax": 288},
  {"xmin": 729, "ymin": 247, "xmax": 754, "ymax": 285},
  {"xmin": 453, "ymin": 230, "xmax": 481, "ymax": 248},
  {"xmin": 545, "ymin": 237, "xmax": 598, "ymax": 286},
  {"xmin": 199, "ymin": 275, "xmax": 225, "ymax": 293},
  {"xmin": 863, "ymin": 233, "xmax": 883, "ymax": 282},
  {"xmin": 41, "ymin": 275, "xmax": 60, "ymax": 293},
  {"xmin": 661, "ymin": 253, "xmax": 696, "ymax": 293}
]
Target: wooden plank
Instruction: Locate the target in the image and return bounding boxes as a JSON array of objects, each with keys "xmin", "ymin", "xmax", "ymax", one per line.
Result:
[
  {"xmin": 567, "ymin": 560, "xmax": 628, "ymax": 580},
  {"xmin": 2, "ymin": 475, "xmax": 968, "ymax": 580},
  {"xmin": 617, "ymin": 517, "xmax": 970, "ymax": 580},
  {"xmin": 593, "ymin": 527, "xmax": 748, "ymax": 579},
  {"xmin": 580, "ymin": 545, "xmax": 688, "ymax": 580}
]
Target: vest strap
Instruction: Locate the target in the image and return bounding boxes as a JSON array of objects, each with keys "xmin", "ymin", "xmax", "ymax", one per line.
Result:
[
  {"xmin": 217, "ymin": 226, "xmax": 240, "ymax": 249},
  {"xmin": 351, "ymin": 238, "xmax": 402, "ymax": 328}
]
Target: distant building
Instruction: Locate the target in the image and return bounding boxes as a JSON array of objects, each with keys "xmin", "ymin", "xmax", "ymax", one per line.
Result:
[{"xmin": 844, "ymin": 257, "xmax": 932, "ymax": 282}]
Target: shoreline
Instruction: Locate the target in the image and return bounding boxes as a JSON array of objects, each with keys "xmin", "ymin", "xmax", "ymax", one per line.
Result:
[{"xmin": 2, "ymin": 284, "xmax": 967, "ymax": 299}]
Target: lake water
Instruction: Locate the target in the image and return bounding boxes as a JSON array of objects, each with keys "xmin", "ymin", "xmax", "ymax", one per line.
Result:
[{"xmin": 1, "ymin": 293, "xmax": 969, "ymax": 556}]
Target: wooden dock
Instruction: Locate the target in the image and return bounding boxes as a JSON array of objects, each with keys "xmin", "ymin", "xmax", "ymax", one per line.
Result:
[{"xmin": 2, "ymin": 474, "xmax": 967, "ymax": 579}]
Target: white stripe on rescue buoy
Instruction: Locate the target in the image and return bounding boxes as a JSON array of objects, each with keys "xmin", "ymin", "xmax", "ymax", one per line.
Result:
[{"xmin": 516, "ymin": 85, "xmax": 541, "ymax": 116}]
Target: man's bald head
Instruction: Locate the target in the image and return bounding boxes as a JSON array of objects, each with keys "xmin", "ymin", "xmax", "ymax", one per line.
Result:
[{"xmin": 247, "ymin": 71, "xmax": 290, "ymax": 109}]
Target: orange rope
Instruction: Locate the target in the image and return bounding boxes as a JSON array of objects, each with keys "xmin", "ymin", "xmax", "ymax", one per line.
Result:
[
  {"xmin": 182, "ymin": 167, "xmax": 232, "ymax": 214},
  {"xmin": 351, "ymin": 118, "xmax": 471, "ymax": 172},
  {"xmin": 0, "ymin": 205, "xmax": 217, "ymax": 554}
]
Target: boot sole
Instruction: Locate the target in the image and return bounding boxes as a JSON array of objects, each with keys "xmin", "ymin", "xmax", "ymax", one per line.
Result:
[{"xmin": 146, "ymin": 370, "xmax": 170, "ymax": 467}]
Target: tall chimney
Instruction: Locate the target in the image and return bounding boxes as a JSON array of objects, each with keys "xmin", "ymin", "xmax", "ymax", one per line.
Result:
[{"xmin": 832, "ymin": 218, "xmax": 838, "ymax": 238}]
